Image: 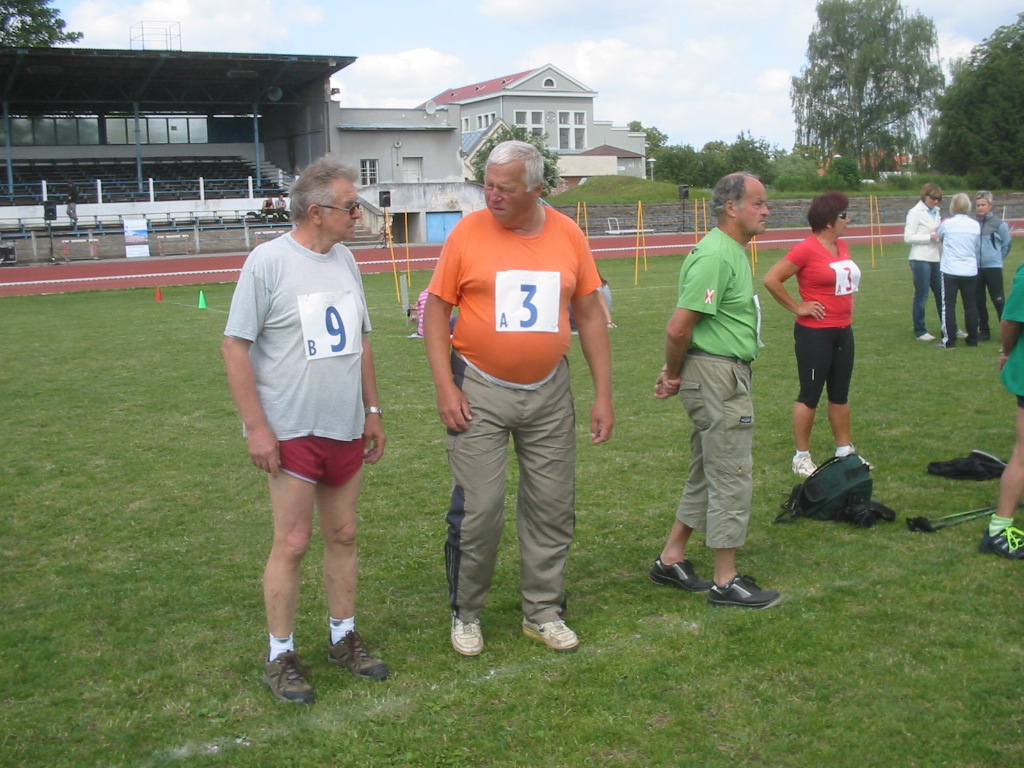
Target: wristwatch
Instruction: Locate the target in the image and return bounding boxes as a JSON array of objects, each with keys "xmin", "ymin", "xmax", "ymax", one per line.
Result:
[{"xmin": 365, "ymin": 406, "xmax": 383, "ymax": 416}]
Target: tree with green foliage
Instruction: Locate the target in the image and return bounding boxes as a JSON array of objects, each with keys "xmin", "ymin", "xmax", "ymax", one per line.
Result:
[
  {"xmin": 771, "ymin": 148, "xmax": 822, "ymax": 192},
  {"xmin": 726, "ymin": 131, "xmax": 779, "ymax": 185},
  {"xmin": 930, "ymin": 12, "xmax": 1024, "ymax": 188},
  {"xmin": 0, "ymin": 0, "xmax": 82, "ymax": 46},
  {"xmin": 470, "ymin": 125, "xmax": 561, "ymax": 195},
  {"xmin": 823, "ymin": 156, "xmax": 861, "ymax": 190},
  {"xmin": 651, "ymin": 133, "xmax": 778, "ymax": 188},
  {"xmin": 696, "ymin": 140, "xmax": 732, "ymax": 188},
  {"xmin": 649, "ymin": 143, "xmax": 700, "ymax": 185},
  {"xmin": 791, "ymin": 0, "xmax": 943, "ymax": 174},
  {"xmin": 627, "ymin": 120, "xmax": 669, "ymax": 151}
]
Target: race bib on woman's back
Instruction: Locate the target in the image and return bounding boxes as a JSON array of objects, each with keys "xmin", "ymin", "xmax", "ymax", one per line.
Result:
[
  {"xmin": 297, "ymin": 291, "xmax": 360, "ymax": 360},
  {"xmin": 494, "ymin": 270, "xmax": 560, "ymax": 332}
]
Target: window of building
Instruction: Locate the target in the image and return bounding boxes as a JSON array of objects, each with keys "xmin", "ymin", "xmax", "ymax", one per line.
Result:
[
  {"xmin": 557, "ymin": 111, "xmax": 587, "ymax": 149},
  {"xmin": 148, "ymin": 119, "xmax": 169, "ymax": 144},
  {"xmin": 188, "ymin": 118, "xmax": 208, "ymax": 143},
  {"xmin": 55, "ymin": 118, "xmax": 79, "ymax": 145},
  {"xmin": 543, "ymin": 77, "xmax": 556, "ymax": 88},
  {"xmin": 78, "ymin": 120, "xmax": 100, "ymax": 145},
  {"xmin": 105, "ymin": 118, "xmax": 129, "ymax": 145},
  {"xmin": 360, "ymin": 159, "xmax": 379, "ymax": 186},
  {"xmin": 514, "ymin": 110, "xmax": 545, "ymax": 137},
  {"xmin": 32, "ymin": 118, "xmax": 56, "ymax": 146}
]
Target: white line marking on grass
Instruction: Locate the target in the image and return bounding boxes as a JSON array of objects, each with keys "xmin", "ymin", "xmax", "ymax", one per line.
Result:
[{"xmin": 0, "ymin": 269, "xmax": 240, "ymax": 289}]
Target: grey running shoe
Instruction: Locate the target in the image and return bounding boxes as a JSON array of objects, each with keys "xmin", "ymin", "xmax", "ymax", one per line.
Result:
[
  {"xmin": 708, "ymin": 575, "xmax": 781, "ymax": 609},
  {"xmin": 328, "ymin": 630, "xmax": 389, "ymax": 680},
  {"xmin": 522, "ymin": 618, "xmax": 579, "ymax": 652},
  {"xmin": 451, "ymin": 614, "xmax": 484, "ymax": 656},
  {"xmin": 649, "ymin": 557, "xmax": 714, "ymax": 592},
  {"xmin": 263, "ymin": 651, "xmax": 316, "ymax": 704}
]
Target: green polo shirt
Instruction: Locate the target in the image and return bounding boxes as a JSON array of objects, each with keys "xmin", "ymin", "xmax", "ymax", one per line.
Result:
[
  {"xmin": 676, "ymin": 227, "xmax": 759, "ymax": 361},
  {"xmin": 1001, "ymin": 262, "xmax": 1024, "ymax": 396}
]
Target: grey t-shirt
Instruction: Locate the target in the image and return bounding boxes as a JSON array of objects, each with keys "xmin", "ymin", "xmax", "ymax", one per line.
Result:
[{"xmin": 224, "ymin": 233, "xmax": 372, "ymax": 441}]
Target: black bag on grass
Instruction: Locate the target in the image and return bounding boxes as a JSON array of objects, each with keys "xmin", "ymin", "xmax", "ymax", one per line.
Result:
[
  {"xmin": 927, "ymin": 450, "xmax": 1006, "ymax": 481},
  {"xmin": 776, "ymin": 454, "xmax": 893, "ymax": 527}
]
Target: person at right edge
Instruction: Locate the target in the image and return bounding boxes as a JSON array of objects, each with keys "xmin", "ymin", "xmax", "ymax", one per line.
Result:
[
  {"xmin": 975, "ymin": 191, "xmax": 1013, "ymax": 342},
  {"xmin": 982, "ymin": 263, "xmax": 1024, "ymax": 560},
  {"xmin": 649, "ymin": 172, "xmax": 781, "ymax": 609}
]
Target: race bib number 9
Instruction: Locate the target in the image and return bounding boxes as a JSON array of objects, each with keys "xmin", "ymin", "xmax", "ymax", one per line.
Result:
[
  {"xmin": 494, "ymin": 270, "xmax": 560, "ymax": 333},
  {"xmin": 298, "ymin": 291, "xmax": 360, "ymax": 360},
  {"xmin": 829, "ymin": 259, "xmax": 861, "ymax": 296}
]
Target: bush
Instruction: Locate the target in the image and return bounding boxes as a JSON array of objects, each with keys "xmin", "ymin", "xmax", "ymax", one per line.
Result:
[
  {"xmin": 823, "ymin": 157, "xmax": 861, "ymax": 190},
  {"xmin": 774, "ymin": 173, "xmax": 822, "ymax": 193}
]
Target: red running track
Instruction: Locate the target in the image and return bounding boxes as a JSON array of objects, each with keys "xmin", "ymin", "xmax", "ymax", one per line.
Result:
[{"xmin": 0, "ymin": 225, "xmax": 907, "ymax": 298}]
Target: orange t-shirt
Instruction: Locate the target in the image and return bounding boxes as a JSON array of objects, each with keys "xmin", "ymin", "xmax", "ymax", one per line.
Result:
[{"xmin": 428, "ymin": 207, "xmax": 601, "ymax": 384}]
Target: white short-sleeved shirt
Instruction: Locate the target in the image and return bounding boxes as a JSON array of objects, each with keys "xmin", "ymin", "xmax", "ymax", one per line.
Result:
[{"xmin": 224, "ymin": 233, "xmax": 371, "ymax": 441}]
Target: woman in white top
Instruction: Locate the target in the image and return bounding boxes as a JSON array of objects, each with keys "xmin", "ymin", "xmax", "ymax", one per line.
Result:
[
  {"xmin": 937, "ymin": 193, "xmax": 981, "ymax": 349},
  {"xmin": 904, "ymin": 182, "xmax": 944, "ymax": 341}
]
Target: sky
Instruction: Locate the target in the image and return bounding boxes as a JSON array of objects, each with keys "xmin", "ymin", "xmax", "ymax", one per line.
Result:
[{"xmin": 57, "ymin": 0, "xmax": 1022, "ymax": 151}]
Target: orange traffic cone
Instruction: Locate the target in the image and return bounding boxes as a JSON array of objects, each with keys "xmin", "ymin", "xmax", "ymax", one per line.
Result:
[{"xmin": 155, "ymin": 287, "xmax": 163, "ymax": 302}]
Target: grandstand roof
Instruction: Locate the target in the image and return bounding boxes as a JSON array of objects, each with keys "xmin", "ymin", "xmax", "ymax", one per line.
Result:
[{"xmin": 0, "ymin": 47, "xmax": 355, "ymax": 113}]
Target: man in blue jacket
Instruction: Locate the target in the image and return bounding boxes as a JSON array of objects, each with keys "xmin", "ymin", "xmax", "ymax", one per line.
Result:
[{"xmin": 975, "ymin": 191, "xmax": 1013, "ymax": 341}]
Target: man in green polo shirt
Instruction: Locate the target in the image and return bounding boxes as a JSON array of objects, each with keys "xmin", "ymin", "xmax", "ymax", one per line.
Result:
[
  {"xmin": 649, "ymin": 172, "xmax": 781, "ymax": 608},
  {"xmin": 982, "ymin": 263, "xmax": 1024, "ymax": 559}
]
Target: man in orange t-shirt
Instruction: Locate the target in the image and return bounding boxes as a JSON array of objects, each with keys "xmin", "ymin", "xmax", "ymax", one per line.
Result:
[{"xmin": 424, "ymin": 140, "xmax": 614, "ymax": 657}]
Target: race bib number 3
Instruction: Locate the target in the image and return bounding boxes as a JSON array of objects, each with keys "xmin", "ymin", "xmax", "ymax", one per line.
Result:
[
  {"xmin": 298, "ymin": 291, "xmax": 360, "ymax": 360},
  {"xmin": 494, "ymin": 270, "xmax": 560, "ymax": 333},
  {"xmin": 829, "ymin": 259, "xmax": 862, "ymax": 296}
]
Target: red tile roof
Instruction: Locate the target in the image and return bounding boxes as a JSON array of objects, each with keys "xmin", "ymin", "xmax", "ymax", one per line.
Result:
[{"xmin": 420, "ymin": 69, "xmax": 536, "ymax": 108}]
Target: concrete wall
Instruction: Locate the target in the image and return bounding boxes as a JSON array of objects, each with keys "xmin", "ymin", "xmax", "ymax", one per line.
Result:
[{"xmin": 334, "ymin": 105, "xmax": 464, "ymax": 184}]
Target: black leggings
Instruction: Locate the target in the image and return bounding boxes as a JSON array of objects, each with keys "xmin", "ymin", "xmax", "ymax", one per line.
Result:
[{"xmin": 793, "ymin": 324, "xmax": 855, "ymax": 409}]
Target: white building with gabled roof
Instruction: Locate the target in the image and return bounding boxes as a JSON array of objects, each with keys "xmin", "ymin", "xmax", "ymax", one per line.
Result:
[{"xmin": 420, "ymin": 64, "xmax": 648, "ymax": 186}]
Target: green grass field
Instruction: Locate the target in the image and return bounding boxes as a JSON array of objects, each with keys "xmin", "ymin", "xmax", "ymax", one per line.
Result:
[{"xmin": 2, "ymin": 245, "xmax": 1021, "ymax": 768}]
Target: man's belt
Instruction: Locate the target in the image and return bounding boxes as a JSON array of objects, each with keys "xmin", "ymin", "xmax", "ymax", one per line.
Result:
[{"xmin": 687, "ymin": 348, "xmax": 750, "ymax": 366}]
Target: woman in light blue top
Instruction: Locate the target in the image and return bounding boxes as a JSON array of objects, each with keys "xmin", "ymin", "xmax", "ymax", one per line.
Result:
[{"xmin": 937, "ymin": 193, "xmax": 981, "ymax": 349}]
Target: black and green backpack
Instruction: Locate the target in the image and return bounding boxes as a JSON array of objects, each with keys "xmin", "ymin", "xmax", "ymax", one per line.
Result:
[{"xmin": 777, "ymin": 454, "xmax": 893, "ymax": 527}]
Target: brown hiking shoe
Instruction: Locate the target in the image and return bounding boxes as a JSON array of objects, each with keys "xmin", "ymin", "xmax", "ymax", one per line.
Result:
[
  {"xmin": 262, "ymin": 651, "xmax": 316, "ymax": 704},
  {"xmin": 328, "ymin": 630, "xmax": 389, "ymax": 680}
]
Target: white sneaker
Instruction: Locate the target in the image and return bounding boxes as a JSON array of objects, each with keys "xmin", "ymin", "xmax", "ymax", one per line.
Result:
[
  {"xmin": 522, "ymin": 618, "xmax": 578, "ymax": 652},
  {"xmin": 916, "ymin": 332, "xmax": 935, "ymax": 341},
  {"xmin": 792, "ymin": 454, "xmax": 817, "ymax": 478},
  {"xmin": 957, "ymin": 329, "xmax": 968, "ymax": 339},
  {"xmin": 451, "ymin": 614, "xmax": 483, "ymax": 656}
]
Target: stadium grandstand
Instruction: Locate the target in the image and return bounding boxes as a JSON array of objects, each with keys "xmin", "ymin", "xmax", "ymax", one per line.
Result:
[{"xmin": 0, "ymin": 45, "xmax": 357, "ymax": 260}]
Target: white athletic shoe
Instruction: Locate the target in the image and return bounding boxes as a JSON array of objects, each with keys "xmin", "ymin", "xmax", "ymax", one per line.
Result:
[
  {"xmin": 792, "ymin": 454, "xmax": 817, "ymax": 478},
  {"xmin": 916, "ymin": 332, "xmax": 935, "ymax": 341},
  {"xmin": 451, "ymin": 614, "xmax": 483, "ymax": 656},
  {"xmin": 522, "ymin": 618, "xmax": 578, "ymax": 652}
]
